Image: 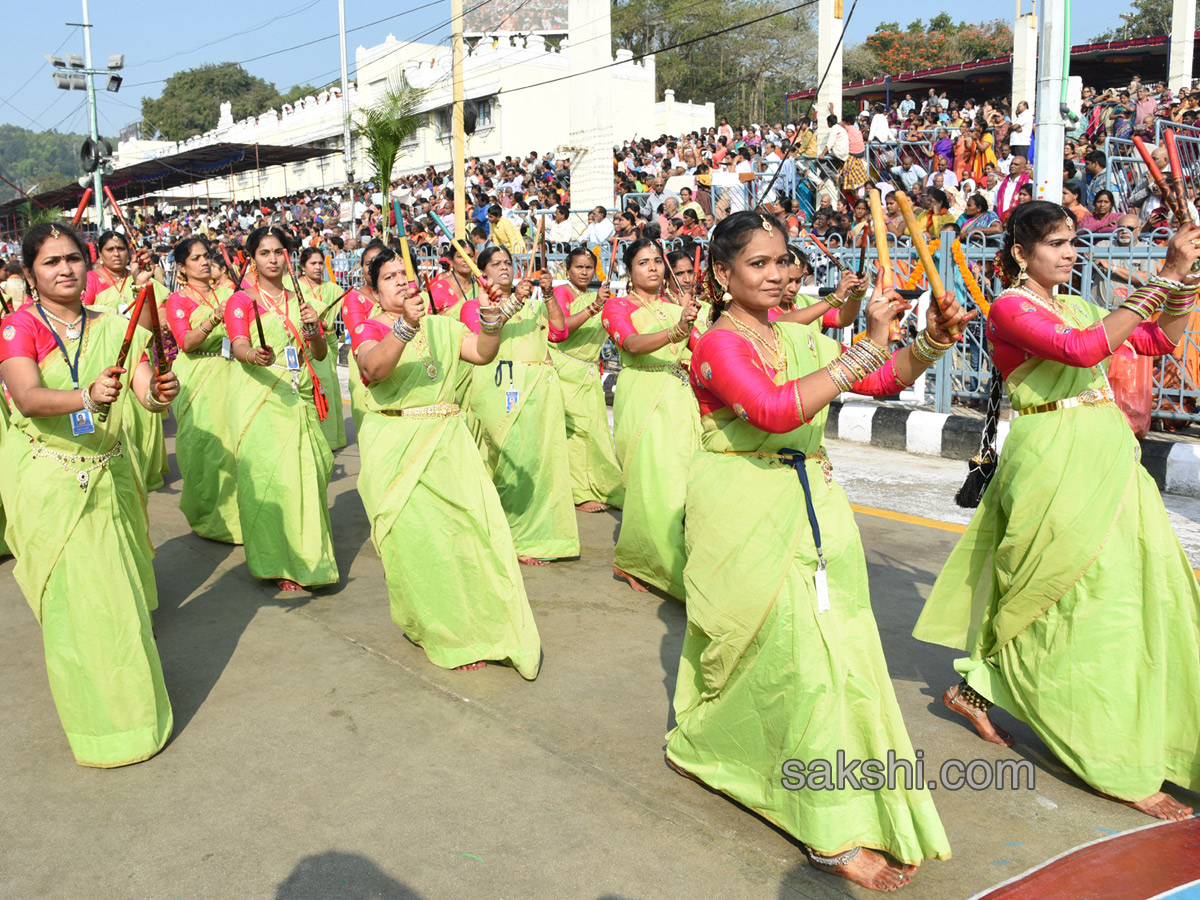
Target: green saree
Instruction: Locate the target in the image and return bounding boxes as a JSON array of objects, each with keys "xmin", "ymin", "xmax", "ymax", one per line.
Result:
[
  {"xmin": 1, "ymin": 312, "xmax": 172, "ymax": 766},
  {"xmin": 466, "ymin": 297, "xmax": 579, "ymax": 560},
  {"xmin": 609, "ymin": 299, "xmax": 707, "ymax": 599},
  {"xmin": 300, "ymin": 280, "xmax": 348, "ymax": 451},
  {"xmin": 667, "ymin": 323, "xmax": 950, "ymax": 865},
  {"xmin": 93, "ymin": 280, "xmax": 170, "ymax": 491},
  {"xmin": 548, "ymin": 287, "xmax": 624, "ymax": 508},
  {"xmin": 357, "ymin": 314, "xmax": 541, "ymax": 678},
  {"xmin": 226, "ymin": 293, "xmax": 338, "ymax": 587},
  {"xmin": 914, "ymin": 296, "xmax": 1200, "ymax": 801},
  {"xmin": 172, "ymin": 287, "xmax": 241, "ymax": 543}
]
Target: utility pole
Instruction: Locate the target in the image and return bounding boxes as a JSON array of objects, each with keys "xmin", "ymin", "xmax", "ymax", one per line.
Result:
[
  {"xmin": 338, "ymin": 0, "xmax": 354, "ymax": 185},
  {"xmin": 1032, "ymin": 0, "xmax": 1066, "ymax": 203},
  {"xmin": 80, "ymin": 0, "xmax": 104, "ymax": 228},
  {"xmin": 451, "ymin": 0, "xmax": 466, "ymax": 241},
  {"xmin": 1119, "ymin": 13, "xmax": 1134, "ymax": 40}
]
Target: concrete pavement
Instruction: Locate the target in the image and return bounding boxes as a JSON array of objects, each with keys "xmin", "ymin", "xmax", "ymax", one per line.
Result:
[{"xmin": 1, "ymin": 414, "xmax": 1195, "ymax": 899}]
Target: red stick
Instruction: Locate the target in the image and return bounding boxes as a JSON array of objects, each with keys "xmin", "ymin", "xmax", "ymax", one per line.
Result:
[
  {"xmin": 607, "ymin": 240, "xmax": 620, "ymax": 283},
  {"xmin": 98, "ymin": 282, "xmax": 152, "ymax": 422},
  {"xmin": 102, "ymin": 184, "xmax": 134, "ymax": 238},
  {"xmin": 693, "ymin": 245, "xmax": 702, "ymax": 284},
  {"xmin": 144, "ymin": 287, "xmax": 168, "ymax": 376},
  {"xmin": 70, "ymin": 188, "xmax": 93, "ymax": 228},
  {"xmin": 1132, "ymin": 135, "xmax": 1187, "ymax": 224},
  {"xmin": 422, "ymin": 271, "xmax": 437, "ymax": 314}
]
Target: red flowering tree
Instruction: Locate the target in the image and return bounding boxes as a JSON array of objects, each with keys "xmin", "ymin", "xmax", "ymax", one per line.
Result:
[{"xmin": 851, "ymin": 17, "xmax": 1013, "ymax": 78}]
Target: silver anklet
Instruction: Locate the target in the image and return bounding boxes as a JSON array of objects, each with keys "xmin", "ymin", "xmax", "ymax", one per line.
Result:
[{"xmin": 809, "ymin": 846, "xmax": 861, "ymax": 868}]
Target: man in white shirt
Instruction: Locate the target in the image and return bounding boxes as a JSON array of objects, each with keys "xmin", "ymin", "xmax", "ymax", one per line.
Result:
[
  {"xmin": 925, "ymin": 155, "xmax": 958, "ymax": 190},
  {"xmin": 1010, "ymin": 101, "xmax": 1034, "ymax": 156},
  {"xmin": 580, "ymin": 206, "xmax": 615, "ymax": 251},
  {"xmin": 545, "ymin": 205, "xmax": 576, "ymax": 244},
  {"xmin": 868, "ymin": 104, "xmax": 892, "ymax": 142},
  {"xmin": 817, "ymin": 115, "xmax": 849, "ymax": 164}
]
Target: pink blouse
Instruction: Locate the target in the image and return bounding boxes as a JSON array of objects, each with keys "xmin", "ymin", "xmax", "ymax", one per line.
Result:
[
  {"xmin": 690, "ymin": 328, "xmax": 910, "ymax": 434},
  {"xmin": 601, "ymin": 296, "xmax": 701, "ymax": 351},
  {"xmin": 986, "ymin": 291, "xmax": 1175, "ymax": 380}
]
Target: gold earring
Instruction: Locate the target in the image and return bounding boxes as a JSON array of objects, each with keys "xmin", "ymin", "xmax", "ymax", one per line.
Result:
[{"xmin": 1018, "ymin": 262, "xmax": 1028, "ymax": 283}]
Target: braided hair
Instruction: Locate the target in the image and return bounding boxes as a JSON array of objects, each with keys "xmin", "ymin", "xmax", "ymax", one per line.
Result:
[{"xmin": 702, "ymin": 210, "xmax": 785, "ymax": 323}]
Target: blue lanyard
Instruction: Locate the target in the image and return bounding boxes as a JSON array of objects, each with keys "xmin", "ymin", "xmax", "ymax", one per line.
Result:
[
  {"xmin": 779, "ymin": 447, "xmax": 825, "ymax": 569},
  {"xmin": 34, "ymin": 303, "xmax": 86, "ymax": 389}
]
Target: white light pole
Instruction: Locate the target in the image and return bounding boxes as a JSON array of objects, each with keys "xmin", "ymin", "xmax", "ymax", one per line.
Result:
[
  {"xmin": 1032, "ymin": 0, "xmax": 1067, "ymax": 203},
  {"xmin": 52, "ymin": 0, "xmax": 123, "ymax": 230},
  {"xmin": 338, "ymin": 0, "xmax": 353, "ymax": 186}
]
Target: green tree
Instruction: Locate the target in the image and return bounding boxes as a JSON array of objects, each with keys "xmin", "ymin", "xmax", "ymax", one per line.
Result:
[
  {"xmin": 612, "ymin": 0, "xmax": 816, "ymax": 125},
  {"xmin": 0, "ymin": 125, "xmax": 98, "ymax": 203},
  {"xmin": 355, "ymin": 73, "xmax": 426, "ymax": 241},
  {"xmin": 140, "ymin": 63, "xmax": 320, "ymax": 141},
  {"xmin": 1092, "ymin": 0, "xmax": 1196, "ymax": 40}
]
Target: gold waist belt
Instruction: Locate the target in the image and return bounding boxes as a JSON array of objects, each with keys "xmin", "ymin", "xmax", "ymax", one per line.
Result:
[
  {"xmin": 1013, "ymin": 386, "xmax": 1115, "ymax": 417},
  {"xmin": 625, "ymin": 362, "xmax": 689, "ymax": 384},
  {"xmin": 378, "ymin": 402, "xmax": 461, "ymax": 419}
]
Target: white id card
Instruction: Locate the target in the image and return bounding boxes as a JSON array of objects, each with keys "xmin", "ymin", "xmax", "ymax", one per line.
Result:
[
  {"xmin": 814, "ymin": 561, "xmax": 830, "ymax": 613},
  {"xmin": 221, "ymin": 337, "xmax": 232, "ymax": 359},
  {"xmin": 505, "ymin": 389, "xmax": 519, "ymax": 412},
  {"xmin": 71, "ymin": 409, "xmax": 95, "ymax": 436},
  {"xmin": 284, "ymin": 346, "xmax": 300, "ymax": 370}
]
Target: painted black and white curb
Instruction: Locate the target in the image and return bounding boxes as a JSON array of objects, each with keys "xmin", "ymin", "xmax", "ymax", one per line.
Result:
[{"xmin": 825, "ymin": 400, "xmax": 1200, "ymax": 499}]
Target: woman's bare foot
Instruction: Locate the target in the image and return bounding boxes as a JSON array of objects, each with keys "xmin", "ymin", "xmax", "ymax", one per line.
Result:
[
  {"xmin": 276, "ymin": 579, "xmax": 304, "ymax": 592},
  {"xmin": 665, "ymin": 756, "xmax": 705, "ymax": 786},
  {"xmin": 454, "ymin": 661, "xmax": 487, "ymax": 672},
  {"xmin": 1095, "ymin": 789, "xmax": 1193, "ymax": 821},
  {"xmin": 576, "ymin": 501, "xmax": 612, "ymax": 513},
  {"xmin": 518, "ymin": 556, "xmax": 550, "ymax": 566},
  {"xmin": 943, "ymin": 683, "xmax": 1014, "ymax": 747},
  {"xmin": 613, "ymin": 566, "xmax": 650, "ymax": 592},
  {"xmin": 810, "ymin": 846, "xmax": 914, "ymax": 892}
]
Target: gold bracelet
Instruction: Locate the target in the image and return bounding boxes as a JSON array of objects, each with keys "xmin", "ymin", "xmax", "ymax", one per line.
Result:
[
  {"xmin": 826, "ymin": 292, "xmax": 848, "ymax": 310},
  {"xmin": 825, "ymin": 358, "xmax": 856, "ymax": 392},
  {"xmin": 911, "ymin": 330, "xmax": 952, "ymax": 364},
  {"xmin": 144, "ymin": 387, "xmax": 171, "ymax": 413}
]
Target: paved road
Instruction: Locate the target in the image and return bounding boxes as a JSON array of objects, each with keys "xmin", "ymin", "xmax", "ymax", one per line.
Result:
[{"xmin": 1, "ymin": 416, "xmax": 1194, "ymax": 900}]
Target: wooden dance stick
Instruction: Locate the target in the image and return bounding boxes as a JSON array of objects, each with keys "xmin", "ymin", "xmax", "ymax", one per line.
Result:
[
  {"xmin": 70, "ymin": 188, "xmax": 93, "ymax": 227},
  {"xmin": 102, "ymin": 185, "xmax": 135, "ymax": 239},
  {"xmin": 392, "ymin": 201, "xmax": 419, "ymax": 285},
  {"xmin": 894, "ymin": 192, "xmax": 961, "ymax": 338},
  {"xmin": 657, "ymin": 239, "xmax": 687, "ymax": 299},
  {"xmin": 1132, "ymin": 135, "xmax": 1189, "ymax": 226},
  {"xmin": 693, "ymin": 245, "xmax": 703, "ymax": 286},
  {"xmin": 144, "ymin": 285, "xmax": 169, "ymax": 375},
  {"xmin": 98, "ymin": 282, "xmax": 152, "ymax": 422},
  {"xmin": 1162, "ymin": 129, "xmax": 1195, "ymax": 224},
  {"xmin": 867, "ymin": 190, "xmax": 894, "ymax": 290},
  {"xmin": 857, "ymin": 231, "xmax": 869, "ymax": 277},
  {"xmin": 428, "ymin": 211, "xmax": 485, "ymax": 280}
]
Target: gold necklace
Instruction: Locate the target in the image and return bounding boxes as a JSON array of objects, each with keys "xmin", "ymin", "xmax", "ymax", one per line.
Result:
[
  {"xmin": 725, "ymin": 312, "xmax": 787, "ymax": 372},
  {"xmin": 1004, "ymin": 284, "xmax": 1071, "ymax": 320},
  {"xmin": 630, "ymin": 291, "xmax": 681, "ymax": 355},
  {"xmin": 384, "ymin": 311, "xmax": 438, "ymax": 380}
]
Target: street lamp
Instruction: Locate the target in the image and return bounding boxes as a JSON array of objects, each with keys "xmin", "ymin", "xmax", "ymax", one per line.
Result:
[{"xmin": 49, "ymin": 1, "xmax": 124, "ymax": 230}]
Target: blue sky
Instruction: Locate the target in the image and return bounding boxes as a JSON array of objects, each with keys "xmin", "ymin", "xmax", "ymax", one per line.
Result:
[{"xmin": 2, "ymin": 0, "xmax": 1141, "ymax": 134}]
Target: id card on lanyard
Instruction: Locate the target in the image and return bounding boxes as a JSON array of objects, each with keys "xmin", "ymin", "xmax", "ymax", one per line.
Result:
[
  {"xmin": 35, "ymin": 304, "xmax": 93, "ymax": 435},
  {"xmin": 495, "ymin": 360, "xmax": 518, "ymax": 411}
]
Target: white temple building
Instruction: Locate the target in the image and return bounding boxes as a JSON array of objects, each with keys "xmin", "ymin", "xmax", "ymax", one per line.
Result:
[{"xmin": 114, "ymin": 31, "xmax": 715, "ymax": 202}]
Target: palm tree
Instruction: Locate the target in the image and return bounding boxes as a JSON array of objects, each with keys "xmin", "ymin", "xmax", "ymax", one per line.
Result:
[
  {"xmin": 355, "ymin": 73, "xmax": 426, "ymax": 241},
  {"xmin": 17, "ymin": 201, "xmax": 65, "ymax": 228}
]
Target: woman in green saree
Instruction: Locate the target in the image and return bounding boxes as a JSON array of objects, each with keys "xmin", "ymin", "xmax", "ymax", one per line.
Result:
[
  {"xmin": 461, "ymin": 245, "xmax": 578, "ymax": 565},
  {"xmin": 547, "ymin": 246, "xmax": 623, "ymax": 512},
  {"xmin": 602, "ymin": 238, "xmax": 705, "ymax": 597},
  {"xmin": 1, "ymin": 222, "xmax": 179, "ymax": 767},
  {"xmin": 914, "ymin": 201, "xmax": 1200, "ymax": 821},
  {"xmin": 297, "ymin": 246, "xmax": 347, "ymax": 451},
  {"xmin": 341, "ymin": 241, "xmax": 387, "ymax": 437},
  {"xmin": 86, "ymin": 230, "xmax": 170, "ymax": 491},
  {"xmin": 668, "ymin": 211, "xmax": 970, "ymax": 890},
  {"xmin": 223, "ymin": 226, "xmax": 338, "ymax": 592},
  {"xmin": 165, "ymin": 238, "xmax": 241, "ymax": 543},
  {"xmin": 352, "ymin": 248, "xmax": 541, "ymax": 677}
]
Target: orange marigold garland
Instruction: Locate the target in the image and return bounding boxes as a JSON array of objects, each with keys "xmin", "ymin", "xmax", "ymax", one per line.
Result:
[{"xmin": 902, "ymin": 238, "xmax": 989, "ymax": 313}]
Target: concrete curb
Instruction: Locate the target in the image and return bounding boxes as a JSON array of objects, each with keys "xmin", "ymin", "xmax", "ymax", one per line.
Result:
[{"xmin": 825, "ymin": 400, "xmax": 1200, "ymax": 499}]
